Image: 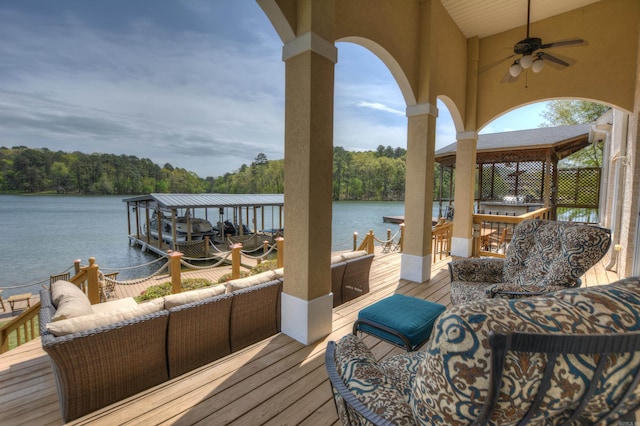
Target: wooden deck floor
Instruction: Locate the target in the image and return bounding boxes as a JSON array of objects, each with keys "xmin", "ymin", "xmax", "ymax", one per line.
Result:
[{"xmin": 0, "ymin": 251, "xmax": 621, "ymax": 426}]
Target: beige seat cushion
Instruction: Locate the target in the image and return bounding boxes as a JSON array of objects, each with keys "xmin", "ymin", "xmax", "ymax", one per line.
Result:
[
  {"xmin": 225, "ymin": 270, "xmax": 278, "ymax": 293},
  {"xmin": 273, "ymin": 267, "xmax": 284, "ymax": 279},
  {"xmin": 91, "ymin": 297, "xmax": 138, "ymax": 315},
  {"xmin": 164, "ymin": 285, "xmax": 226, "ymax": 309},
  {"xmin": 46, "ymin": 302, "xmax": 163, "ymax": 337},
  {"xmin": 341, "ymin": 250, "xmax": 368, "ymax": 261},
  {"xmin": 50, "ymin": 280, "xmax": 93, "ymax": 322}
]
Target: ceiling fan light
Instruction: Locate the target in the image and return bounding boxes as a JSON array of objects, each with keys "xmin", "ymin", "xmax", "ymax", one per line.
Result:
[
  {"xmin": 532, "ymin": 58, "xmax": 545, "ymax": 73},
  {"xmin": 509, "ymin": 62, "xmax": 522, "ymax": 77},
  {"xmin": 520, "ymin": 54, "xmax": 534, "ymax": 69}
]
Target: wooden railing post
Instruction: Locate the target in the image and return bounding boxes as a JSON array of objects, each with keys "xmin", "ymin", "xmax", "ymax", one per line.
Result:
[
  {"xmin": 74, "ymin": 259, "xmax": 81, "ymax": 274},
  {"xmin": 231, "ymin": 244, "xmax": 243, "ymax": 279},
  {"xmin": 258, "ymin": 240, "xmax": 269, "ymax": 265},
  {"xmin": 356, "ymin": 229, "xmax": 375, "ymax": 253},
  {"xmin": 353, "ymin": 232, "xmax": 358, "ymax": 251},
  {"xmin": 86, "ymin": 257, "xmax": 100, "ymax": 305},
  {"xmin": 169, "ymin": 251, "xmax": 183, "ymax": 294},
  {"xmin": 276, "ymin": 237, "xmax": 284, "ymax": 269},
  {"xmin": 399, "ymin": 224, "xmax": 404, "ymax": 252}
]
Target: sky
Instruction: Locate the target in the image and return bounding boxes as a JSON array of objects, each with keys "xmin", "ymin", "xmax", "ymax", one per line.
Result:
[{"xmin": 0, "ymin": 0, "xmax": 547, "ymax": 179}]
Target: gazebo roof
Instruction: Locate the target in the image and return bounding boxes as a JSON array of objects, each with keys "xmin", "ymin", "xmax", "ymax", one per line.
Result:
[{"xmin": 435, "ymin": 124, "xmax": 592, "ymax": 163}]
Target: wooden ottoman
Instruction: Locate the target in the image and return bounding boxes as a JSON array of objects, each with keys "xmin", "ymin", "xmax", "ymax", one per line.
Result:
[{"xmin": 353, "ymin": 294, "xmax": 446, "ymax": 351}]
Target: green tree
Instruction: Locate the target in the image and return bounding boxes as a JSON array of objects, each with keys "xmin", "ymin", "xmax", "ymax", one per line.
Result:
[
  {"xmin": 541, "ymin": 100, "xmax": 609, "ymax": 127},
  {"xmin": 541, "ymin": 100, "xmax": 609, "ymax": 168},
  {"xmin": 50, "ymin": 161, "xmax": 71, "ymax": 193}
]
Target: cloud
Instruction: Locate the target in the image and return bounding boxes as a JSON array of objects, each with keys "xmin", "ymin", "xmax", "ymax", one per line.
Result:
[
  {"xmin": 0, "ymin": 3, "xmax": 285, "ymax": 177},
  {"xmin": 355, "ymin": 101, "xmax": 404, "ymax": 116}
]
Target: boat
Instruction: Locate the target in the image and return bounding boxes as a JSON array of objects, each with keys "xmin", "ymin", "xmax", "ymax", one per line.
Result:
[{"xmin": 145, "ymin": 211, "xmax": 218, "ymax": 245}]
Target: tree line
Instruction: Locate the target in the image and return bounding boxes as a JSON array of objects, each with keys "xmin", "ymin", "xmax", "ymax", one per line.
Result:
[
  {"xmin": 0, "ymin": 146, "xmax": 205, "ymax": 194},
  {"xmin": 0, "ymin": 145, "xmax": 409, "ymax": 200}
]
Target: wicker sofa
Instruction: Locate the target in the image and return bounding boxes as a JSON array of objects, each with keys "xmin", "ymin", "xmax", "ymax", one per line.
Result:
[
  {"xmin": 39, "ymin": 270, "xmax": 284, "ymax": 422},
  {"xmin": 327, "ymin": 277, "xmax": 640, "ymax": 425},
  {"xmin": 331, "ymin": 250, "xmax": 375, "ymax": 307}
]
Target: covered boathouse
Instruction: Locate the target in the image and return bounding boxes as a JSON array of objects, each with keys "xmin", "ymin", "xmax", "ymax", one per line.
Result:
[{"xmin": 123, "ymin": 193, "xmax": 284, "ymax": 257}]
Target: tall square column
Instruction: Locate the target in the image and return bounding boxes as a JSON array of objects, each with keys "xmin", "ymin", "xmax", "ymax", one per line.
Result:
[
  {"xmin": 280, "ymin": 31, "xmax": 337, "ymax": 345},
  {"xmin": 401, "ymin": 103, "xmax": 438, "ymax": 283},
  {"xmin": 450, "ymin": 132, "xmax": 477, "ymax": 258}
]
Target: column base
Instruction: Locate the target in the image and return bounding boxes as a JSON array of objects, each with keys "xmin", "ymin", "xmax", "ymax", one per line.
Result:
[
  {"xmin": 281, "ymin": 292, "xmax": 333, "ymax": 345},
  {"xmin": 400, "ymin": 253, "xmax": 432, "ymax": 283},
  {"xmin": 451, "ymin": 237, "xmax": 473, "ymax": 257}
]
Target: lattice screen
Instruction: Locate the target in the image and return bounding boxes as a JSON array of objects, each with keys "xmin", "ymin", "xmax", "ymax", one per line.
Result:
[
  {"xmin": 478, "ymin": 160, "xmax": 547, "ymax": 202},
  {"xmin": 557, "ymin": 168, "xmax": 601, "ymax": 207}
]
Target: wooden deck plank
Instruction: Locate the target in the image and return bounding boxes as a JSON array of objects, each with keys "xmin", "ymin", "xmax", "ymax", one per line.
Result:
[{"xmin": 0, "ymin": 251, "xmax": 622, "ymax": 426}]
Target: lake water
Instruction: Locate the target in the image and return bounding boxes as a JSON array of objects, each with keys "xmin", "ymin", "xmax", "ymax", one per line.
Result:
[{"xmin": 0, "ymin": 195, "xmax": 418, "ymax": 297}]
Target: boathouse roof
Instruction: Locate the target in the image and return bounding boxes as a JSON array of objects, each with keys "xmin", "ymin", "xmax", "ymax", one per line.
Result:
[{"xmin": 123, "ymin": 193, "xmax": 284, "ymax": 209}]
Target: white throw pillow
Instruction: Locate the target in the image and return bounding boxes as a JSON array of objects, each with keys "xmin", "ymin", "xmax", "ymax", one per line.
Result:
[{"xmin": 50, "ymin": 280, "xmax": 93, "ymax": 322}]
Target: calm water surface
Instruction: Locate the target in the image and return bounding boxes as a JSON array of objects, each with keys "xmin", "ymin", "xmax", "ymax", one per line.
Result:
[{"xmin": 0, "ymin": 196, "xmax": 408, "ymax": 297}]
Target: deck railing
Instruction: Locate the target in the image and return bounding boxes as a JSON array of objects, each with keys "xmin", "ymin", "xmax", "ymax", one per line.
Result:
[
  {"xmin": 0, "ymin": 302, "xmax": 40, "ymax": 354},
  {"xmin": 473, "ymin": 207, "xmax": 551, "ymax": 258},
  {"xmin": 0, "ymin": 258, "xmax": 101, "ymax": 354}
]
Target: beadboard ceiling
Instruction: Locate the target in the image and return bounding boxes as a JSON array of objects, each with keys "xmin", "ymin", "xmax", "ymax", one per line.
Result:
[{"xmin": 440, "ymin": 0, "xmax": 602, "ymax": 39}]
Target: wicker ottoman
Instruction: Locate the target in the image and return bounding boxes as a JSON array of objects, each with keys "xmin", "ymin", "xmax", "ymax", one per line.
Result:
[{"xmin": 353, "ymin": 294, "xmax": 445, "ymax": 351}]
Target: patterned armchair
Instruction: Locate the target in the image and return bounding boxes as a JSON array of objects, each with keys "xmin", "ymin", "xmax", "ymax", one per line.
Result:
[
  {"xmin": 326, "ymin": 278, "xmax": 640, "ymax": 425},
  {"xmin": 448, "ymin": 219, "xmax": 611, "ymax": 305}
]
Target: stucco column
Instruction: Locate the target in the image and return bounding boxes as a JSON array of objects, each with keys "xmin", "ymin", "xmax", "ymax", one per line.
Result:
[
  {"xmin": 401, "ymin": 103, "xmax": 438, "ymax": 283},
  {"xmin": 450, "ymin": 131, "xmax": 478, "ymax": 257},
  {"xmin": 280, "ymin": 31, "xmax": 337, "ymax": 345}
]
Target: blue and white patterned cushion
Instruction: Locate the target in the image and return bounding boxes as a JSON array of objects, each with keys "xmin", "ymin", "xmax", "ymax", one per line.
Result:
[
  {"xmin": 449, "ymin": 220, "xmax": 611, "ymax": 305},
  {"xmin": 502, "ymin": 220, "xmax": 611, "ymax": 289},
  {"xmin": 411, "ymin": 278, "xmax": 640, "ymax": 425},
  {"xmin": 333, "ymin": 334, "xmax": 424, "ymax": 425}
]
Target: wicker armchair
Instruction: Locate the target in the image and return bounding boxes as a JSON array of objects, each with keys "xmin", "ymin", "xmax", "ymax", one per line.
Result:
[
  {"xmin": 449, "ymin": 219, "xmax": 611, "ymax": 305},
  {"xmin": 326, "ymin": 278, "xmax": 640, "ymax": 425}
]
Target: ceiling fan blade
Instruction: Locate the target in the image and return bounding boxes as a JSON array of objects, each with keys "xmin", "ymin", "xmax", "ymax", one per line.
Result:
[
  {"xmin": 538, "ymin": 52, "xmax": 570, "ymax": 67},
  {"xmin": 540, "ymin": 38, "xmax": 585, "ymax": 49},
  {"xmin": 500, "ymin": 69, "xmax": 519, "ymax": 84},
  {"xmin": 478, "ymin": 54, "xmax": 516, "ymax": 74}
]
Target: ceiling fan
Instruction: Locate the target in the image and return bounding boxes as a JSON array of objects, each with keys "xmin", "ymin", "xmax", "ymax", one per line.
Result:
[{"xmin": 501, "ymin": 0, "xmax": 585, "ymax": 83}]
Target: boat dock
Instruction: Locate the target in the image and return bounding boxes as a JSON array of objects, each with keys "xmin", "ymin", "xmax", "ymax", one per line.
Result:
[
  {"xmin": 124, "ymin": 193, "xmax": 284, "ymax": 258},
  {"xmin": 382, "ymin": 215, "xmax": 404, "ymax": 224}
]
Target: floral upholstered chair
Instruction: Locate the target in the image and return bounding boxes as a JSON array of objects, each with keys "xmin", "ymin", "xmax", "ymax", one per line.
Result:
[
  {"xmin": 326, "ymin": 278, "xmax": 640, "ymax": 425},
  {"xmin": 448, "ymin": 219, "xmax": 611, "ymax": 305}
]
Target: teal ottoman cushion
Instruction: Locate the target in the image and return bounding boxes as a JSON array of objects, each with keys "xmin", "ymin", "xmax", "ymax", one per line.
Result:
[{"xmin": 354, "ymin": 294, "xmax": 445, "ymax": 350}]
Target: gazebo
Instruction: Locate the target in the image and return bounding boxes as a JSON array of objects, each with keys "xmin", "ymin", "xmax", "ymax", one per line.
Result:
[{"xmin": 434, "ymin": 123, "xmax": 604, "ymax": 222}]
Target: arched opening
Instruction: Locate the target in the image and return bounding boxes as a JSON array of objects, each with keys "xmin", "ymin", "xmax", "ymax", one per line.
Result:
[{"xmin": 331, "ymin": 42, "xmax": 466, "ymax": 248}]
